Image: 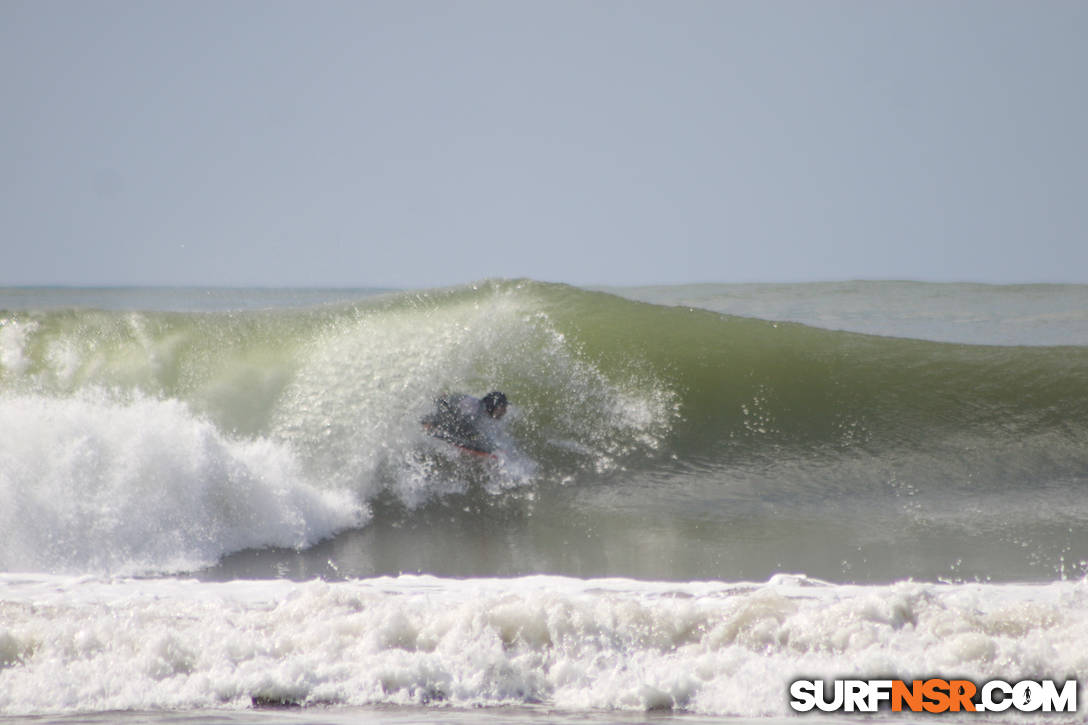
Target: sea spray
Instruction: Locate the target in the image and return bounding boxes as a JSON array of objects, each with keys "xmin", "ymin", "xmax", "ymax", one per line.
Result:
[{"xmin": 0, "ymin": 390, "xmax": 363, "ymax": 575}]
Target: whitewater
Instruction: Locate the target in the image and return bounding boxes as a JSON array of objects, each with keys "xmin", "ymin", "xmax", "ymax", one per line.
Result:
[{"xmin": 1, "ymin": 280, "xmax": 1086, "ymax": 722}]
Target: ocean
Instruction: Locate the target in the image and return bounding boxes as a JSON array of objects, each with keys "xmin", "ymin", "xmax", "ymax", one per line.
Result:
[{"xmin": 1, "ymin": 280, "xmax": 1086, "ymax": 723}]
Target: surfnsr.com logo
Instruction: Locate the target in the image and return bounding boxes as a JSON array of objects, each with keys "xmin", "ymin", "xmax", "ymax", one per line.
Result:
[{"xmin": 789, "ymin": 679, "xmax": 1078, "ymax": 714}]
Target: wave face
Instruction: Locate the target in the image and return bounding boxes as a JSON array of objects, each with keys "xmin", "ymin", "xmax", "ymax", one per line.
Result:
[{"xmin": 2, "ymin": 280, "xmax": 1087, "ymax": 581}]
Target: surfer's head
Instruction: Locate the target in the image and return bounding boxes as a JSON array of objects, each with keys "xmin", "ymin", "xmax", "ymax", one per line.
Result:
[{"xmin": 482, "ymin": 391, "xmax": 508, "ymax": 419}]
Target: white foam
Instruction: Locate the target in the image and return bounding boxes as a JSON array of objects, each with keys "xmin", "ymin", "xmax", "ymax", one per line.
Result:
[
  {"xmin": 1, "ymin": 574, "xmax": 1085, "ymax": 717},
  {"xmin": 0, "ymin": 391, "xmax": 365, "ymax": 576},
  {"xmin": 0, "ymin": 318, "xmax": 37, "ymax": 378}
]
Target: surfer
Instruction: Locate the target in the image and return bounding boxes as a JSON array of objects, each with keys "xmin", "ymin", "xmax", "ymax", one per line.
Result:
[{"xmin": 421, "ymin": 391, "xmax": 508, "ymax": 455}]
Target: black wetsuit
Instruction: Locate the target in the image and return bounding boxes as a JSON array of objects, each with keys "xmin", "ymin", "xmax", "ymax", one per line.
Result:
[{"xmin": 421, "ymin": 394, "xmax": 497, "ymax": 453}]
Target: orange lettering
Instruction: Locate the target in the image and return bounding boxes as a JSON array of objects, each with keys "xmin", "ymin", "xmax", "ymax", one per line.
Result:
[
  {"xmin": 949, "ymin": 680, "xmax": 977, "ymax": 712},
  {"xmin": 922, "ymin": 679, "xmax": 951, "ymax": 713},
  {"xmin": 892, "ymin": 680, "xmax": 923, "ymax": 712}
]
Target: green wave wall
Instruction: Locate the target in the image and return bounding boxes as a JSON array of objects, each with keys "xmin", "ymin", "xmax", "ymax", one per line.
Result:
[{"xmin": 3, "ymin": 279, "xmax": 1087, "ymax": 481}]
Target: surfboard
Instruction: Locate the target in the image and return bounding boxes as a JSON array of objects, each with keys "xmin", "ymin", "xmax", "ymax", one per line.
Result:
[{"xmin": 422, "ymin": 422, "xmax": 499, "ymax": 459}]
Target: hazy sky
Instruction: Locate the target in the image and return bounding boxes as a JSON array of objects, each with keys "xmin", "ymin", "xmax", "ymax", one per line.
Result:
[{"xmin": 3, "ymin": 1, "xmax": 1086, "ymax": 288}]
